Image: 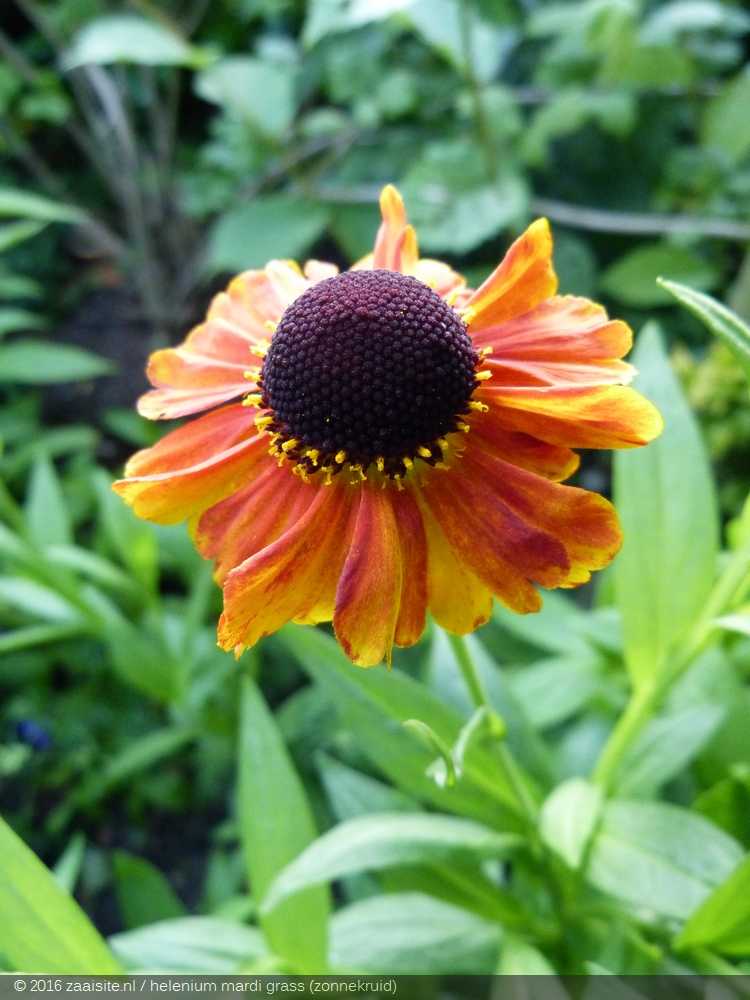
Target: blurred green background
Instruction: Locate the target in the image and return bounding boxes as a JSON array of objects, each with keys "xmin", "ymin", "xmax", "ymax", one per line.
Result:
[{"xmin": 2, "ymin": 0, "xmax": 750, "ymax": 977}]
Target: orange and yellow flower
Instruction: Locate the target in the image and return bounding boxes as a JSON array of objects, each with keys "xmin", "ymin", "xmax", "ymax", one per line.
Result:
[{"xmin": 113, "ymin": 185, "xmax": 662, "ymax": 667}]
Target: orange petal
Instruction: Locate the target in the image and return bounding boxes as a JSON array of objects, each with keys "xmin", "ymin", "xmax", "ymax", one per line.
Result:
[
  {"xmin": 471, "ymin": 295, "xmax": 634, "ymax": 388},
  {"xmin": 303, "ymin": 259, "xmax": 340, "ymax": 282},
  {"xmin": 333, "ymin": 486, "xmax": 403, "ymax": 668},
  {"xmin": 413, "ymin": 258, "xmax": 467, "ymax": 300},
  {"xmin": 470, "ymin": 412, "xmax": 580, "ymax": 482},
  {"xmin": 196, "ymin": 464, "xmax": 314, "ymax": 582},
  {"xmin": 463, "ymin": 219, "xmax": 557, "ymax": 331},
  {"xmin": 391, "ymin": 487, "xmax": 428, "ymax": 648},
  {"xmin": 479, "ymin": 383, "xmax": 664, "ymax": 450},
  {"xmin": 218, "ymin": 484, "xmax": 353, "ymax": 654},
  {"xmin": 113, "ymin": 407, "xmax": 268, "ymax": 525},
  {"xmin": 418, "ymin": 500, "xmax": 493, "ymax": 635},
  {"xmin": 372, "ymin": 185, "xmax": 419, "ymax": 273}
]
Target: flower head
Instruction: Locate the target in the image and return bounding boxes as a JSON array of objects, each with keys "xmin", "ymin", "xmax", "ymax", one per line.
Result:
[{"xmin": 113, "ymin": 185, "xmax": 662, "ymax": 667}]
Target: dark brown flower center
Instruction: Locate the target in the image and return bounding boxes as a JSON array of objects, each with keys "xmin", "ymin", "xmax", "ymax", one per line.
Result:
[{"xmin": 258, "ymin": 270, "xmax": 478, "ymax": 478}]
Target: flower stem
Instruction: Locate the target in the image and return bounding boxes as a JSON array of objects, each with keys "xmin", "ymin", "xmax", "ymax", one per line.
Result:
[
  {"xmin": 446, "ymin": 631, "xmax": 538, "ymax": 824},
  {"xmin": 593, "ymin": 681, "xmax": 662, "ymax": 792}
]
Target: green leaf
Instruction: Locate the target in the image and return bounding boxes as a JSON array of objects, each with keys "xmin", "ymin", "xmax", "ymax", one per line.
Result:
[
  {"xmin": 587, "ymin": 800, "xmax": 743, "ymax": 921},
  {"xmin": 540, "ymin": 778, "xmax": 603, "ymax": 870},
  {"xmin": 52, "ymin": 833, "xmax": 86, "ymax": 894},
  {"xmin": 263, "ymin": 813, "xmax": 522, "ymax": 913},
  {"xmin": 0, "ymin": 188, "xmax": 85, "ymax": 224},
  {"xmin": 0, "ymin": 220, "xmax": 47, "ymax": 253},
  {"xmin": 497, "ymin": 934, "xmax": 562, "ymax": 976},
  {"xmin": 25, "ymin": 456, "xmax": 72, "ymax": 548},
  {"xmin": 329, "ymin": 892, "xmax": 500, "ymax": 973},
  {"xmin": 238, "ymin": 679, "xmax": 329, "ymax": 972},
  {"xmin": 0, "ymin": 815, "xmax": 121, "ymax": 972},
  {"xmin": 616, "ymin": 704, "xmax": 725, "ymax": 797},
  {"xmin": 601, "ymin": 243, "xmax": 718, "ymax": 307},
  {"xmin": 657, "ymin": 279, "xmax": 750, "ymax": 386},
  {"xmin": 0, "ymin": 309, "xmax": 47, "ymax": 338},
  {"xmin": 113, "ymin": 852, "xmax": 187, "ymax": 930},
  {"xmin": 195, "ymin": 57, "xmax": 297, "ymax": 137},
  {"xmin": 0, "ymin": 340, "xmax": 114, "ymax": 384},
  {"xmin": 0, "ymin": 577, "xmax": 81, "ymax": 623},
  {"xmin": 317, "ymin": 755, "xmax": 416, "ymax": 821},
  {"xmin": 614, "ymin": 323, "xmax": 718, "ymax": 687},
  {"xmin": 63, "ymin": 16, "xmax": 200, "ymax": 69},
  {"xmin": 207, "ymin": 197, "xmax": 328, "ymax": 274},
  {"xmin": 275, "ymin": 626, "xmax": 524, "ymax": 828},
  {"xmin": 508, "ymin": 655, "xmax": 603, "ymax": 730},
  {"xmin": 701, "ymin": 69, "xmax": 750, "ymax": 165},
  {"xmin": 109, "ymin": 918, "xmax": 267, "ymax": 973},
  {"xmin": 677, "ymin": 855, "xmax": 750, "ymax": 956}
]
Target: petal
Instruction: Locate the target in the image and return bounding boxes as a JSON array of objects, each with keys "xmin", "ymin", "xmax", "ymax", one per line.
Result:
[
  {"xmin": 463, "ymin": 219, "xmax": 557, "ymax": 331},
  {"xmin": 218, "ymin": 484, "xmax": 353, "ymax": 654},
  {"xmin": 137, "ymin": 267, "xmax": 297, "ymax": 420},
  {"xmin": 419, "ymin": 500, "xmax": 493, "ymax": 635},
  {"xmin": 413, "ymin": 258, "xmax": 467, "ymax": 299},
  {"xmin": 471, "ymin": 295, "xmax": 634, "ymax": 388},
  {"xmin": 196, "ymin": 463, "xmax": 314, "ymax": 582},
  {"xmin": 333, "ymin": 486, "xmax": 403, "ymax": 667},
  {"xmin": 392, "ymin": 487, "xmax": 428, "ymax": 648},
  {"xmin": 113, "ymin": 407, "xmax": 268, "ymax": 525},
  {"xmin": 479, "ymin": 384, "xmax": 664, "ymax": 450},
  {"xmin": 470, "ymin": 411, "xmax": 580, "ymax": 481},
  {"xmin": 372, "ymin": 185, "xmax": 419, "ymax": 273},
  {"xmin": 303, "ymin": 259, "xmax": 340, "ymax": 282}
]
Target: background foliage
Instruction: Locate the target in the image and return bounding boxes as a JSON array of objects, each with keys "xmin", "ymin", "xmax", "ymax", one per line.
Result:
[{"xmin": 1, "ymin": 0, "xmax": 750, "ymax": 978}]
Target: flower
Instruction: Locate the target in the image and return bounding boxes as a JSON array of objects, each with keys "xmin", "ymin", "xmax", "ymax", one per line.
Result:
[{"xmin": 113, "ymin": 185, "xmax": 662, "ymax": 667}]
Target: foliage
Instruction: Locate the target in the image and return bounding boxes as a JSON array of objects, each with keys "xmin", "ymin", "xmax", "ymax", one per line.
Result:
[{"xmin": 1, "ymin": 0, "xmax": 750, "ymax": 979}]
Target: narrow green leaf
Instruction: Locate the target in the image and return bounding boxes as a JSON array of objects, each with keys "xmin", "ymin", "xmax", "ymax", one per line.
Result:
[
  {"xmin": 0, "ymin": 308, "xmax": 47, "ymax": 337},
  {"xmin": 329, "ymin": 892, "xmax": 500, "ymax": 974},
  {"xmin": 113, "ymin": 852, "xmax": 186, "ymax": 930},
  {"xmin": 25, "ymin": 456, "xmax": 72, "ymax": 548},
  {"xmin": 0, "ymin": 623, "xmax": 84, "ymax": 654},
  {"xmin": 658, "ymin": 278, "xmax": 750, "ymax": 386},
  {"xmin": 238, "ymin": 679, "xmax": 329, "ymax": 972},
  {"xmin": 109, "ymin": 918, "xmax": 266, "ymax": 973},
  {"xmin": 587, "ymin": 801, "xmax": 743, "ymax": 921},
  {"xmin": 0, "ymin": 220, "xmax": 47, "ymax": 253},
  {"xmin": 0, "ymin": 189, "xmax": 84, "ymax": 223},
  {"xmin": 677, "ymin": 856, "xmax": 750, "ymax": 956},
  {"xmin": 0, "ymin": 815, "xmax": 121, "ymax": 972},
  {"xmin": 52, "ymin": 834, "xmax": 86, "ymax": 895},
  {"xmin": 263, "ymin": 813, "xmax": 521, "ymax": 913},
  {"xmin": 317, "ymin": 755, "xmax": 416, "ymax": 821},
  {"xmin": 0, "ymin": 340, "xmax": 114, "ymax": 384},
  {"xmin": 63, "ymin": 16, "xmax": 200, "ymax": 69},
  {"xmin": 497, "ymin": 934, "xmax": 562, "ymax": 977},
  {"xmin": 540, "ymin": 778, "xmax": 603, "ymax": 870},
  {"xmin": 614, "ymin": 323, "xmax": 718, "ymax": 686}
]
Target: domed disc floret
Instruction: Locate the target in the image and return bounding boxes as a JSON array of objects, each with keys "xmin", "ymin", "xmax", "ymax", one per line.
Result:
[{"xmin": 258, "ymin": 270, "xmax": 479, "ymax": 479}]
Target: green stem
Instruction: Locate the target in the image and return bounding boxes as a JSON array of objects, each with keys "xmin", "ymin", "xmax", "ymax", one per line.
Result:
[
  {"xmin": 447, "ymin": 632, "xmax": 538, "ymax": 824},
  {"xmin": 593, "ymin": 681, "xmax": 662, "ymax": 792}
]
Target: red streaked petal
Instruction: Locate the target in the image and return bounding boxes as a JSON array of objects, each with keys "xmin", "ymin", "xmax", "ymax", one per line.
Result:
[
  {"xmin": 463, "ymin": 219, "xmax": 557, "ymax": 331},
  {"xmin": 218, "ymin": 484, "xmax": 353, "ymax": 654},
  {"xmin": 196, "ymin": 464, "xmax": 314, "ymax": 582},
  {"xmin": 392, "ymin": 487, "xmax": 428, "ymax": 648},
  {"xmin": 470, "ymin": 412, "xmax": 580, "ymax": 481},
  {"xmin": 372, "ymin": 185, "xmax": 420, "ymax": 273},
  {"xmin": 333, "ymin": 486, "xmax": 403, "ymax": 667},
  {"xmin": 471, "ymin": 295, "xmax": 634, "ymax": 388},
  {"xmin": 479, "ymin": 383, "xmax": 664, "ymax": 449},
  {"xmin": 419, "ymin": 501, "xmax": 493, "ymax": 634}
]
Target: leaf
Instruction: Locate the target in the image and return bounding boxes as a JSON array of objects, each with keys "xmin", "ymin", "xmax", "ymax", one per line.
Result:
[
  {"xmin": 508, "ymin": 655, "xmax": 603, "ymax": 730},
  {"xmin": 109, "ymin": 918, "xmax": 266, "ymax": 973},
  {"xmin": 601, "ymin": 243, "xmax": 719, "ymax": 307},
  {"xmin": 587, "ymin": 800, "xmax": 743, "ymax": 921},
  {"xmin": 195, "ymin": 57, "xmax": 297, "ymax": 137},
  {"xmin": 701, "ymin": 69, "xmax": 750, "ymax": 165},
  {"xmin": 52, "ymin": 833, "xmax": 86, "ymax": 895},
  {"xmin": 263, "ymin": 813, "xmax": 522, "ymax": 913},
  {"xmin": 0, "ymin": 815, "xmax": 121, "ymax": 972},
  {"xmin": 0, "ymin": 340, "xmax": 114, "ymax": 384},
  {"xmin": 677, "ymin": 855, "xmax": 750, "ymax": 956},
  {"xmin": 541, "ymin": 779, "xmax": 603, "ymax": 870},
  {"xmin": 0, "ymin": 220, "xmax": 47, "ymax": 253},
  {"xmin": 613, "ymin": 323, "xmax": 718, "ymax": 687},
  {"xmin": 0, "ymin": 577, "xmax": 81, "ymax": 623},
  {"xmin": 0, "ymin": 309, "xmax": 47, "ymax": 338},
  {"xmin": 63, "ymin": 16, "xmax": 199, "ymax": 70},
  {"xmin": 317, "ymin": 755, "xmax": 416, "ymax": 821},
  {"xmin": 498, "ymin": 934, "xmax": 563, "ymax": 977},
  {"xmin": 25, "ymin": 456, "xmax": 72, "ymax": 548},
  {"xmin": 0, "ymin": 188, "xmax": 85, "ymax": 224},
  {"xmin": 657, "ymin": 279, "xmax": 750, "ymax": 386},
  {"xmin": 406, "ymin": 0, "xmax": 513, "ymax": 83},
  {"xmin": 207, "ymin": 197, "xmax": 329, "ymax": 274},
  {"xmin": 238, "ymin": 679, "xmax": 329, "ymax": 973},
  {"xmin": 616, "ymin": 704, "xmax": 725, "ymax": 797},
  {"xmin": 275, "ymin": 627, "xmax": 523, "ymax": 828},
  {"xmin": 329, "ymin": 892, "xmax": 500, "ymax": 973},
  {"xmin": 113, "ymin": 852, "xmax": 187, "ymax": 930}
]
